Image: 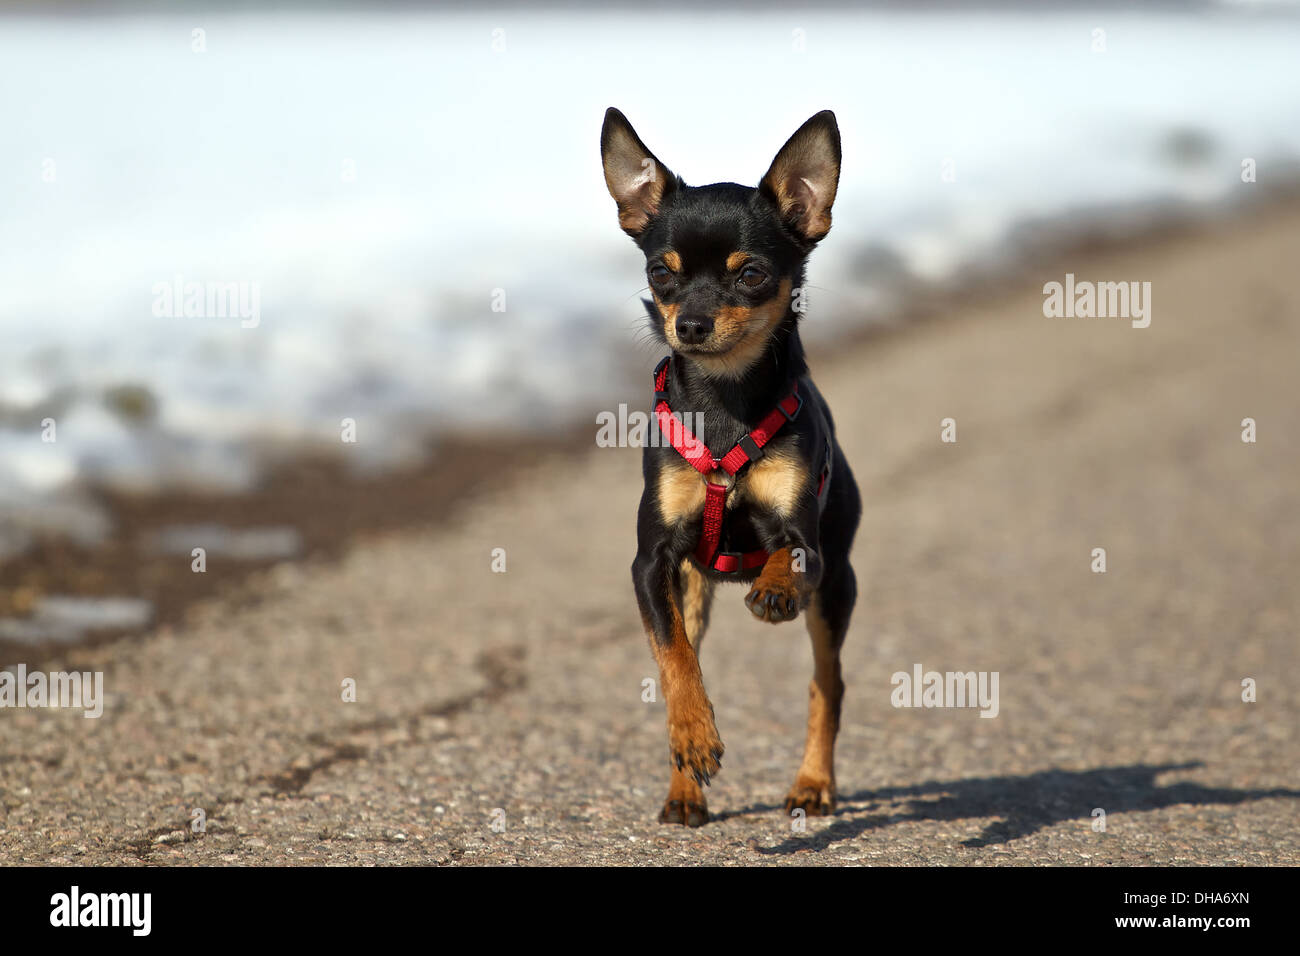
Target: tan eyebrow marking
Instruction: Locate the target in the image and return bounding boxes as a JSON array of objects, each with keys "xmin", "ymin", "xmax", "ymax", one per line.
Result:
[
  {"xmin": 662, "ymin": 251, "xmax": 682, "ymax": 272},
  {"xmin": 725, "ymin": 252, "xmax": 749, "ymax": 272}
]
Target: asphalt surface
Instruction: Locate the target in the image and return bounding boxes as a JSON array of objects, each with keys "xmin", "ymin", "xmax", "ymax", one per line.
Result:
[{"xmin": 2, "ymin": 207, "xmax": 1298, "ymax": 865}]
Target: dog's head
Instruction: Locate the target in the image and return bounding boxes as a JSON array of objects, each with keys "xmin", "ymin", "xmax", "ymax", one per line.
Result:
[{"xmin": 601, "ymin": 108, "xmax": 840, "ymax": 378}]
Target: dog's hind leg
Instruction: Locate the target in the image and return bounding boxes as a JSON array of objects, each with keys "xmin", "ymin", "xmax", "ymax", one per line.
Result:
[
  {"xmin": 785, "ymin": 570, "xmax": 855, "ymax": 817},
  {"xmin": 785, "ymin": 450, "xmax": 859, "ymax": 817}
]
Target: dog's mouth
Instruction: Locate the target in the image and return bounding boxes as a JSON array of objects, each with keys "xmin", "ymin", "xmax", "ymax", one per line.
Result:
[
  {"xmin": 665, "ymin": 328, "xmax": 745, "ymax": 357},
  {"xmin": 664, "ymin": 324, "xmax": 774, "ymax": 381},
  {"xmin": 670, "ymin": 336, "xmax": 729, "ymax": 355}
]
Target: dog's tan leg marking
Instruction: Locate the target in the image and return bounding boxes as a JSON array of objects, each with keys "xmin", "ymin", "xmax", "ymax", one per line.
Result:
[
  {"xmin": 659, "ymin": 561, "xmax": 715, "ymax": 826},
  {"xmin": 785, "ymin": 592, "xmax": 843, "ymax": 815},
  {"xmin": 678, "ymin": 557, "xmax": 715, "ymax": 653},
  {"xmin": 643, "ymin": 578, "xmax": 724, "ymax": 826}
]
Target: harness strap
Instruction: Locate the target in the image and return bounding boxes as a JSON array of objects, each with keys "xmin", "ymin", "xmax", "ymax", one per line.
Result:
[
  {"xmin": 652, "ymin": 356, "xmax": 827, "ymax": 574},
  {"xmin": 695, "ymin": 482, "xmax": 729, "ymax": 567}
]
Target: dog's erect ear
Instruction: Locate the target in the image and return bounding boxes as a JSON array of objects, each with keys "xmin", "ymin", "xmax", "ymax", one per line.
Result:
[
  {"xmin": 759, "ymin": 110, "xmax": 841, "ymax": 245},
  {"xmin": 601, "ymin": 108, "xmax": 677, "ymax": 238}
]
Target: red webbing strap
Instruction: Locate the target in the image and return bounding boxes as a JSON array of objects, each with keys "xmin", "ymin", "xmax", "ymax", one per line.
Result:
[
  {"xmin": 717, "ymin": 390, "xmax": 800, "ymax": 475},
  {"xmin": 694, "ymin": 482, "xmax": 728, "ymax": 566},
  {"xmin": 653, "ymin": 360, "xmax": 714, "ymax": 475},
  {"xmin": 711, "ymin": 550, "xmax": 770, "ymax": 574},
  {"xmin": 653, "ymin": 356, "xmax": 802, "ymax": 573}
]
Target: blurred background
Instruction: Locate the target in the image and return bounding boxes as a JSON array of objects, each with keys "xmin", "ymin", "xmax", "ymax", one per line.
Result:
[{"xmin": 2, "ymin": 0, "xmax": 1299, "ymax": 651}]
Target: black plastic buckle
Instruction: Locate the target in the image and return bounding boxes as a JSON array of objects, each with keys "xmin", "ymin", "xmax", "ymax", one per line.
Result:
[
  {"xmin": 737, "ymin": 434, "xmax": 763, "ymax": 463},
  {"xmin": 778, "ymin": 391, "xmax": 804, "ymax": 423}
]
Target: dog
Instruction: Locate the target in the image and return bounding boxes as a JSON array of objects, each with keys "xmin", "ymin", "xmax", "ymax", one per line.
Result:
[{"xmin": 600, "ymin": 108, "xmax": 862, "ymax": 826}]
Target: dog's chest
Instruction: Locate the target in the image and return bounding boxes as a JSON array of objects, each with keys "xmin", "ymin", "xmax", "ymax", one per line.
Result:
[{"xmin": 655, "ymin": 450, "xmax": 807, "ymax": 526}]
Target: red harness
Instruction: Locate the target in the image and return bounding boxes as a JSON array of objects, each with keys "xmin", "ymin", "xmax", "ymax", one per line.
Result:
[{"xmin": 653, "ymin": 356, "xmax": 824, "ymax": 574}]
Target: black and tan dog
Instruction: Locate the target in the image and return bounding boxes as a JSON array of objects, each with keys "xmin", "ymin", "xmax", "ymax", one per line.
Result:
[{"xmin": 600, "ymin": 108, "xmax": 861, "ymax": 826}]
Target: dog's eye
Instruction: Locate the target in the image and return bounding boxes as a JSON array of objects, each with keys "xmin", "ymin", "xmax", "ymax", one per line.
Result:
[
  {"xmin": 738, "ymin": 267, "xmax": 768, "ymax": 289},
  {"xmin": 649, "ymin": 265, "xmax": 673, "ymax": 287}
]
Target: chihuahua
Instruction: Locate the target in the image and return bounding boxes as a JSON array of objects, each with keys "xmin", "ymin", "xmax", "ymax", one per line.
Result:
[{"xmin": 600, "ymin": 108, "xmax": 861, "ymax": 826}]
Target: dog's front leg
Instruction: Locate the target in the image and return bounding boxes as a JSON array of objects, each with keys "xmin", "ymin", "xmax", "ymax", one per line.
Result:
[
  {"xmin": 744, "ymin": 505, "xmax": 824, "ymax": 623},
  {"xmin": 632, "ymin": 527, "xmax": 723, "ymax": 824}
]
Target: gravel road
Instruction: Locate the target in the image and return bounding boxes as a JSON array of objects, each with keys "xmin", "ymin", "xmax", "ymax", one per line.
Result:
[{"xmin": 2, "ymin": 207, "xmax": 1298, "ymax": 865}]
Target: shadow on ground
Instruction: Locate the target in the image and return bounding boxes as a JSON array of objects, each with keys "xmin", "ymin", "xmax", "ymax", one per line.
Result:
[{"xmin": 714, "ymin": 763, "xmax": 1300, "ymax": 855}]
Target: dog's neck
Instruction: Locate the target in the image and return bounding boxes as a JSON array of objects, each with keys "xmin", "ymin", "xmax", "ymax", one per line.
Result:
[{"xmin": 669, "ymin": 315, "xmax": 807, "ymax": 430}]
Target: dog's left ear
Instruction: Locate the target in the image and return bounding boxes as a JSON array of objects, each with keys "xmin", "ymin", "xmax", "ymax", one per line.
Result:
[
  {"xmin": 601, "ymin": 108, "xmax": 678, "ymax": 238},
  {"xmin": 759, "ymin": 110, "xmax": 841, "ymax": 245}
]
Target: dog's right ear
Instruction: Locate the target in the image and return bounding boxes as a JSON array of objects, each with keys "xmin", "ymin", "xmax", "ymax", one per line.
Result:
[
  {"xmin": 601, "ymin": 108, "xmax": 677, "ymax": 238},
  {"xmin": 759, "ymin": 110, "xmax": 841, "ymax": 246}
]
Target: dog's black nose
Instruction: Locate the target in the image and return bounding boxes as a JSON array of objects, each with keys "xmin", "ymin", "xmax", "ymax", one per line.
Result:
[{"xmin": 675, "ymin": 314, "xmax": 714, "ymax": 345}]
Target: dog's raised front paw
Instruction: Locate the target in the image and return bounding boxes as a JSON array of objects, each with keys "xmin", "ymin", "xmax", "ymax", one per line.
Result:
[{"xmin": 744, "ymin": 547, "xmax": 807, "ymax": 623}]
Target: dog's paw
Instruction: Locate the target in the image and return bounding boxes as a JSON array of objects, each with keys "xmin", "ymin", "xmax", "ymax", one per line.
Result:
[
  {"xmin": 784, "ymin": 778, "xmax": 835, "ymax": 817},
  {"xmin": 744, "ymin": 548, "xmax": 806, "ymax": 623},
  {"xmin": 660, "ymin": 797, "xmax": 710, "ymax": 827},
  {"xmin": 666, "ymin": 705, "xmax": 724, "ymax": 788},
  {"xmin": 744, "ymin": 583, "xmax": 801, "ymax": 622}
]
